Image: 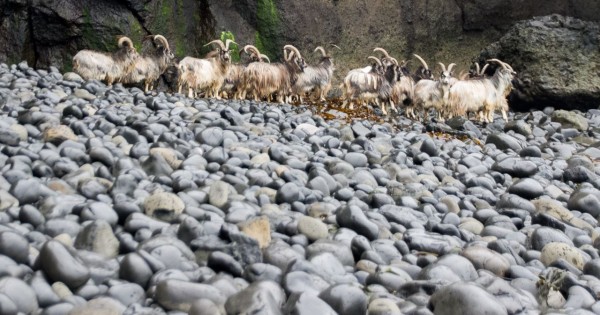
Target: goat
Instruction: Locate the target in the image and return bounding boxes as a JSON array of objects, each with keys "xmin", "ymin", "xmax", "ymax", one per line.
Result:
[
  {"xmin": 221, "ymin": 45, "xmax": 269, "ymax": 100},
  {"xmin": 390, "ymin": 60, "xmax": 415, "ymax": 116},
  {"xmin": 341, "ymin": 55, "xmax": 397, "ymax": 115},
  {"xmin": 291, "ymin": 45, "xmax": 337, "ymax": 103},
  {"xmin": 447, "ymin": 59, "xmax": 515, "ymax": 123},
  {"xmin": 411, "ymin": 62, "xmax": 456, "ymax": 122},
  {"xmin": 242, "ymin": 45, "xmax": 306, "ymax": 103},
  {"xmin": 177, "ymin": 39, "xmax": 236, "ymax": 99},
  {"xmin": 402, "ymin": 54, "xmax": 436, "ymax": 119},
  {"xmin": 121, "ymin": 35, "xmax": 174, "ymax": 92},
  {"xmin": 72, "ymin": 36, "xmax": 139, "ymax": 86}
]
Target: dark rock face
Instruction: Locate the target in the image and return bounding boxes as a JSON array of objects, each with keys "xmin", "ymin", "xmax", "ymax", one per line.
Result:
[{"xmin": 480, "ymin": 14, "xmax": 600, "ymax": 110}]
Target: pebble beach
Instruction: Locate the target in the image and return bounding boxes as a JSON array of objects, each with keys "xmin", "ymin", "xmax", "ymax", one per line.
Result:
[{"xmin": 1, "ymin": 61, "xmax": 600, "ymax": 314}]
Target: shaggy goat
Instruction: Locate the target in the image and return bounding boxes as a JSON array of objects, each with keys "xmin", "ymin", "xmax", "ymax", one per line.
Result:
[
  {"xmin": 291, "ymin": 45, "xmax": 337, "ymax": 103},
  {"xmin": 341, "ymin": 55, "xmax": 397, "ymax": 115},
  {"xmin": 411, "ymin": 62, "xmax": 456, "ymax": 122},
  {"xmin": 177, "ymin": 39, "xmax": 236, "ymax": 99},
  {"xmin": 448, "ymin": 59, "xmax": 515, "ymax": 123},
  {"xmin": 121, "ymin": 35, "xmax": 174, "ymax": 92},
  {"xmin": 242, "ymin": 45, "xmax": 306, "ymax": 103},
  {"xmin": 72, "ymin": 36, "xmax": 139, "ymax": 86},
  {"xmin": 221, "ymin": 45, "xmax": 269, "ymax": 100}
]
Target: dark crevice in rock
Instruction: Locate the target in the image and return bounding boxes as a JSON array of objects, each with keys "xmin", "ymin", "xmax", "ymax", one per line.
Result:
[
  {"xmin": 26, "ymin": 2, "xmax": 39, "ymax": 68},
  {"xmin": 123, "ymin": 1, "xmax": 151, "ymax": 35}
]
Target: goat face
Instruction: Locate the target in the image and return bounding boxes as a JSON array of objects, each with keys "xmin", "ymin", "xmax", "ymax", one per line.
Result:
[
  {"xmin": 294, "ymin": 56, "xmax": 307, "ymax": 72},
  {"xmin": 416, "ymin": 66, "xmax": 432, "ymax": 80},
  {"xmin": 219, "ymin": 49, "xmax": 232, "ymax": 64},
  {"xmin": 439, "ymin": 71, "xmax": 451, "ymax": 85}
]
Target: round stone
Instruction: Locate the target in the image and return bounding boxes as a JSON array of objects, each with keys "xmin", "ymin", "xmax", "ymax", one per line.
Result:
[
  {"xmin": 541, "ymin": 242, "xmax": 584, "ymax": 270},
  {"xmin": 297, "ymin": 216, "xmax": 329, "ymax": 241},
  {"xmin": 143, "ymin": 192, "xmax": 185, "ymax": 222},
  {"xmin": 430, "ymin": 282, "xmax": 507, "ymax": 315},
  {"xmin": 39, "ymin": 240, "xmax": 91, "ymax": 289}
]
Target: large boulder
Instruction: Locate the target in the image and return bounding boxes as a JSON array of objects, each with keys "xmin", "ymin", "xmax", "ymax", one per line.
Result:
[{"xmin": 480, "ymin": 14, "xmax": 600, "ymax": 110}]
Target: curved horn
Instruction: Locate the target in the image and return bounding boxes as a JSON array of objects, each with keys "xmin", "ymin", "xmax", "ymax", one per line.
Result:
[
  {"xmin": 283, "ymin": 45, "xmax": 302, "ymax": 59},
  {"xmin": 260, "ymin": 54, "xmax": 270, "ymax": 63},
  {"xmin": 447, "ymin": 63, "xmax": 456, "ymax": 73},
  {"xmin": 153, "ymin": 35, "xmax": 170, "ymax": 50},
  {"xmin": 331, "ymin": 44, "xmax": 341, "ymax": 50},
  {"xmin": 413, "ymin": 54, "xmax": 429, "ymax": 70},
  {"xmin": 474, "ymin": 63, "xmax": 480, "ymax": 75},
  {"xmin": 388, "ymin": 57, "xmax": 399, "ymax": 66},
  {"xmin": 501, "ymin": 61, "xmax": 514, "ymax": 72},
  {"xmin": 117, "ymin": 36, "xmax": 134, "ymax": 48},
  {"xmin": 204, "ymin": 39, "xmax": 226, "ymax": 50},
  {"xmin": 487, "ymin": 59, "xmax": 509, "ymax": 71},
  {"xmin": 224, "ymin": 39, "xmax": 236, "ymax": 51},
  {"xmin": 373, "ymin": 47, "xmax": 391, "ymax": 59},
  {"xmin": 438, "ymin": 62, "xmax": 447, "ymax": 73},
  {"xmin": 243, "ymin": 45, "xmax": 261, "ymax": 58},
  {"xmin": 368, "ymin": 56, "xmax": 382, "ymax": 67},
  {"xmin": 314, "ymin": 46, "xmax": 327, "ymax": 57},
  {"xmin": 480, "ymin": 63, "xmax": 490, "ymax": 75}
]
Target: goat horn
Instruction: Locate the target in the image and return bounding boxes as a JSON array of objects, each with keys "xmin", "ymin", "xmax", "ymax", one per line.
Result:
[
  {"xmin": 314, "ymin": 46, "xmax": 327, "ymax": 57},
  {"xmin": 224, "ymin": 39, "xmax": 236, "ymax": 51},
  {"xmin": 368, "ymin": 56, "xmax": 382, "ymax": 67},
  {"xmin": 501, "ymin": 61, "xmax": 514, "ymax": 72},
  {"xmin": 283, "ymin": 45, "xmax": 302, "ymax": 59},
  {"xmin": 481, "ymin": 63, "xmax": 490, "ymax": 75},
  {"xmin": 389, "ymin": 57, "xmax": 399, "ymax": 66},
  {"xmin": 205, "ymin": 39, "xmax": 226, "ymax": 50},
  {"xmin": 260, "ymin": 54, "xmax": 270, "ymax": 63},
  {"xmin": 153, "ymin": 35, "xmax": 170, "ymax": 50},
  {"xmin": 447, "ymin": 63, "xmax": 456, "ymax": 73},
  {"xmin": 438, "ymin": 62, "xmax": 447, "ymax": 73},
  {"xmin": 373, "ymin": 47, "xmax": 391, "ymax": 59},
  {"xmin": 487, "ymin": 59, "xmax": 509, "ymax": 71},
  {"xmin": 117, "ymin": 36, "xmax": 134, "ymax": 48},
  {"xmin": 330, "ymin": 44, "xmax": 341, "ymax": 50},
  {"xmin": 243, "ymin": 45, "xmax": 261, "ymax": 58},
  {"xmin": 474, "ymin": 63, "xmax": 480, "ymax": 74},
  {"xmin": 413, "ymin": 54, "xmax": 429, "ymax": 70}
]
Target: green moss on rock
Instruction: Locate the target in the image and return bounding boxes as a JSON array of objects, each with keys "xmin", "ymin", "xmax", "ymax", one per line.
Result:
[{"xmin": 255, "ymin": 0, "xmax": 281, "ymax": 59}]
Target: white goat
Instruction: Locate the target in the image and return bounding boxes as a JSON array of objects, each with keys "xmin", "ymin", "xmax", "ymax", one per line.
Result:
[
  {"xmin": 72, "ymin": 36, "xmax": 139, "ymax": 86},
  {"xmin": 411, "ymin": 62, "xmax": 456, "ymax": 122},
  {"xmin": 448, "ymin": 59, "xmax": 515, "ymax": 123},
  {"xmin": 121, "ymin": 35, "xmax": 174, "ymax": 92},
  {"xmin": 177, "ymin": 39, "xmax": 236, "ymax": 99}
]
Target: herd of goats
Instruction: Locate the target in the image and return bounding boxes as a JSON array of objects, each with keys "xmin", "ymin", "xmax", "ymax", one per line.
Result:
[{"xmin": 72, "ymin": 35, "xmax": 517, "ymax": 123}]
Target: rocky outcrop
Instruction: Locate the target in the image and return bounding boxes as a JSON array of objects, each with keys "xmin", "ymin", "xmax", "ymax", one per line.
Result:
[
  {"xmin": 2, "ymin": 0, "xmax": 600, "ymax": 69},
  {"xmin": 480, "ymin": 15, "xmax": 600, "ymax": 110}
]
